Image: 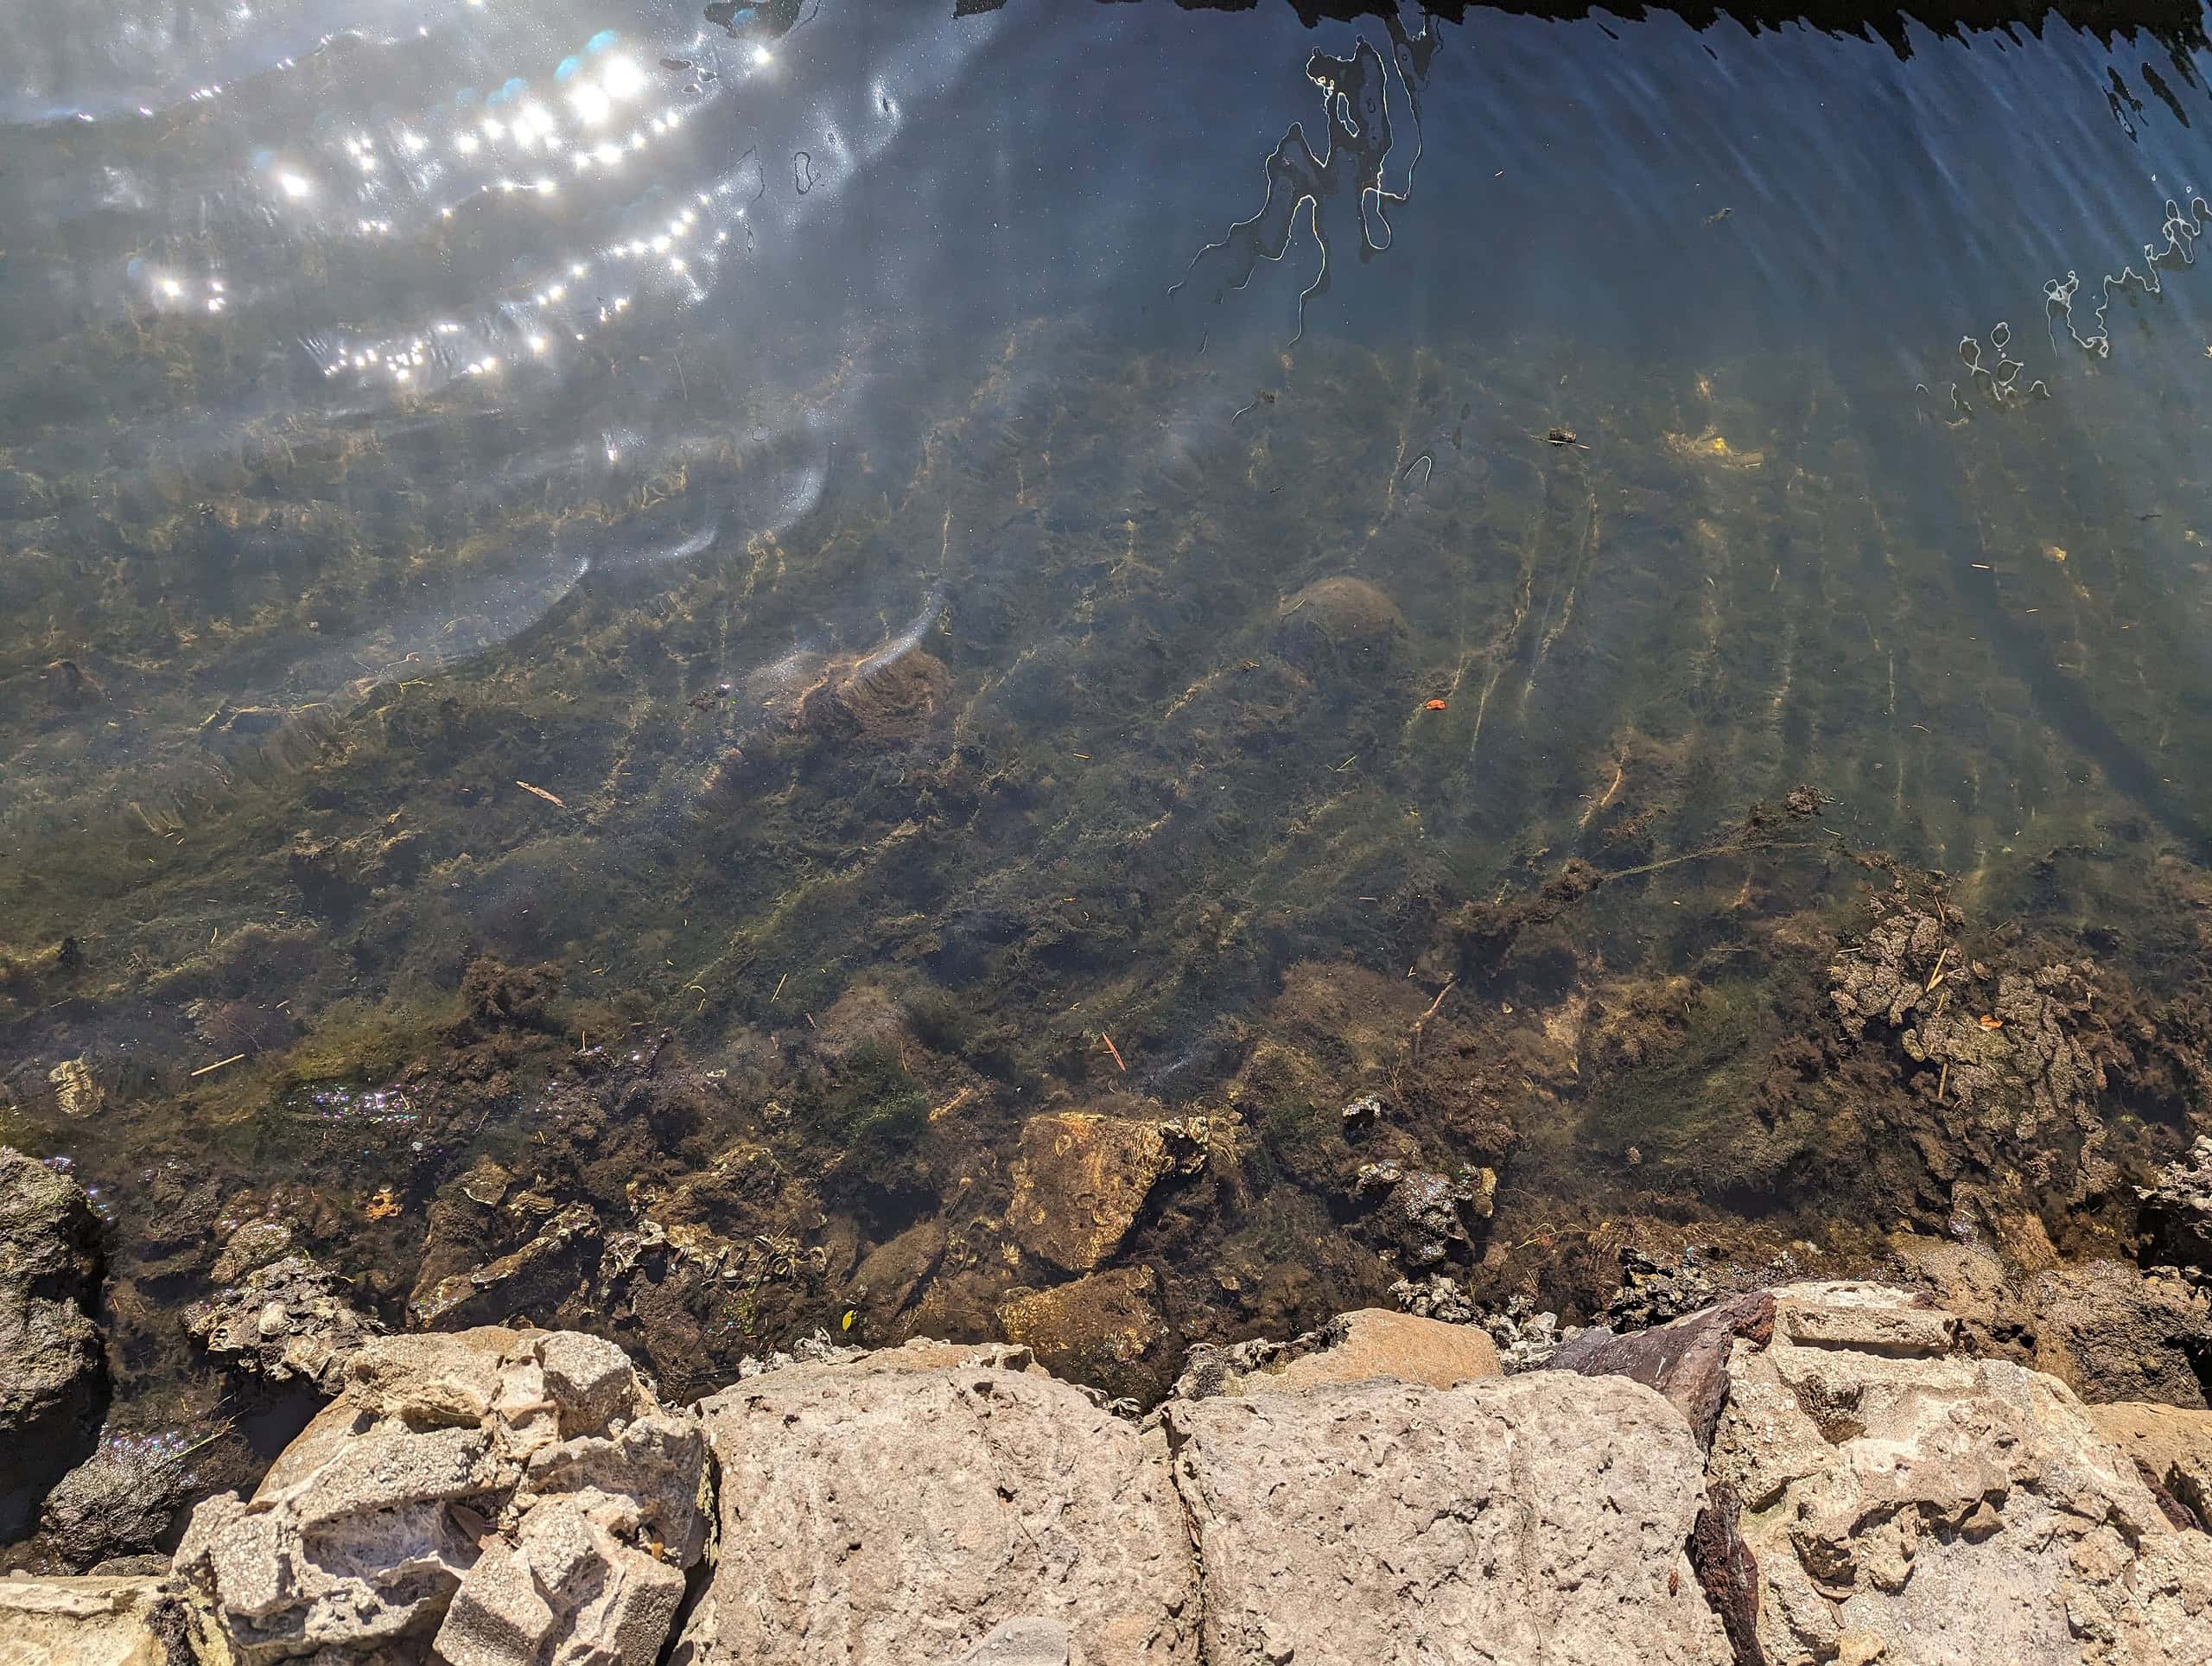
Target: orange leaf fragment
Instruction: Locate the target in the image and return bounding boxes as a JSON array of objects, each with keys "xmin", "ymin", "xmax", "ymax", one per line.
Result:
[
  {"xmin": 1423, "ymin": 698, "xmax": 1448, "ymax": 711},
  {"xmin": 1978, "ymin": 1014, "xmax": 2004, "ymax": 1030}
]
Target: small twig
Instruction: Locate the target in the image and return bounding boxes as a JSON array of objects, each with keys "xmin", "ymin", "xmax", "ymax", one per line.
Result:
[
  {"xmin": 515, "ymin": 780, "xmax": 568, "ymax": 809},
  {"xmin": 1416, "ymin": 980, "xmax": 1455, "ymax": 1024},
  {"xmin": 1925, "ymin": 945, "xmax": 1951, "ymax": 993},
  {"xmin": 1936, "ymin": 1059, "xmax": 1950, "ymax": 1102},
  {"xmin": 1098, "ymin": 1033, "xmax": 1128, "ymax": 1073},
  {"xmin": 189, "ymin": 1052, "xmax": 247, "ymax": 1078},
  {"xmin": 771, "ymin": 973, "xmax": 787, "ymax": 1004}
]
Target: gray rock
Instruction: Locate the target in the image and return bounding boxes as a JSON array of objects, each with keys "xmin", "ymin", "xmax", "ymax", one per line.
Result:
[
  {"xmin": 174, "ymin": 1326, "xmax": 706, "ymax": 1666},
  {"xmin": 677, "ymin": 1354, "xmax": 1198, "ymax": 1664},
  {"xmin": 182, "ymin": 1252, "xmax": 382, "ymax": 1394},
  {"xmin": 0, "ymin": 1148, "xmax": 105, "ymax": 1542},
  {"xmin": 1163, "ymin": 1372, "xmax": 1731, "ymax": 1665}
]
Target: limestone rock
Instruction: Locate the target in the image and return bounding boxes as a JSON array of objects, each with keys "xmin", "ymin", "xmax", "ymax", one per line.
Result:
[
  {"xmin": 182, "ymin": 1252, "xmax": 382, "ymax": 1394},
  {"xmin": 1709, "ymin": 1280, "xmax": 2212, "ymax": 1665},
  {"xmin": 2086, "ymin": 1401, "xmax": 2212, "ymax": 1528},
  {"xmin": 174, "ymin": 1326, "xmax": 705, "ymax": 1666},
  {"xmin": 1006, "ymin": 1113, "xmax": 1173, "ymax": 1274},
  {"xmin": 677, "ymin": 1354, "xmax": 1198, "ymax": 1664},
  {"xmin": 1163, "ymin": 1372, "xmax": 1730, "ymax": 1665},
  {"xmin": 0, "ymin": 1574, "xmax": 194, "ymax": 1666},
  {"xmin": 1176, "ymin": 1308, "xmax": 1499, "ymax": 1398},
  {"xmin": 0, "ymin": 1148, "xmax": 105, "ymax": 1542}
]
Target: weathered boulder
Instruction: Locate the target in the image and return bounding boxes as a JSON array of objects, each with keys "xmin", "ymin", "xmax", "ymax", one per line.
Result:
[
  {"xmin": 175, "ymin": 1326, "xmax": 705, "ymax": 1666},
  {"xmin": 1006, "ymin": 1113, "xmax": 1173, "ymax": 1274},
  {"xmin": 182, "ymin": 1252, "xmax": 382, "ymax": 1394},
  {"xmin": 677, "ymin": 1353, "xmax": 1198, "ymax": 1664},
  {"xmin": 1163, "ymin": 1371, "xmax": 1731, "ymax": 1665},
  {"xmin": 0, "ymin": 1574, "xmax": 196, "ymax": 1666},
  {"xmin": 2086, "ymin": 1401, "xmax": 2212, "ymax": 1528},
  {"xmin": 0, "ymin": 1148, "xmax": 105, "ymax": 1542},
  {"xmin": 1176, "ymin": 1307, "xmax": 1500, "ymax": 1398},
  {"xmin": 1709, "ymin": 1280, "xmax": 2212, "ymax": 1665}
]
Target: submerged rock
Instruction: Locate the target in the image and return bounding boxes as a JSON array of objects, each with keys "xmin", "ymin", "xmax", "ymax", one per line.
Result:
[
  {"xmin": 36, "ymin": 1425, "xmax": 210, "ymax": 1571},
  {"xmin": 0, "ymin": 1148, "xmax": 105, "ymax": 1542},
  {"xmin": 183, "ymin": 1252, "xmax": 382, "ymax": 1394},
  {"xmin": 1355, "ymin": 1160, "xmax": 1494, "ymax": 1269},
  {"xmin": 175, "ymin": 1326, "xmax": 706, "ymax": 1666},
  {"xmin": 2141, "ymin": 1135, "xmax": 2212, "ymax": 1272},
  {"xmin": 996, "ymin": 1264, "xmax": 1168, "ymax": 1391},
  {"xmin": 1006, "ymin": 1112, "xmax": 1176, "ymax": 1275},
  {"xmin": 1272, "ymin": 575, "xmax": 1408, "ymax": 672}
]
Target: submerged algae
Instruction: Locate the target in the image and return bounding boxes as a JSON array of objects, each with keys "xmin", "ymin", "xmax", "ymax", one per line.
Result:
[{"xmin": 6, "ymin": 323, "xmax": 2212, "ymax": 1546}]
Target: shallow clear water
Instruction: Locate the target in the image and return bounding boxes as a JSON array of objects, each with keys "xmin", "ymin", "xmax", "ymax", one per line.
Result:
[{"xmin": 7, "ymin": 0, "xmax": 2212, "ymax": 1456}]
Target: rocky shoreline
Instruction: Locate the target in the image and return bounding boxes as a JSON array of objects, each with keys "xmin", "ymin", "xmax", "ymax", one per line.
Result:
[{"xmin": 14, "ymin": 1191, "xmax": 2212, "ymax": 1662}]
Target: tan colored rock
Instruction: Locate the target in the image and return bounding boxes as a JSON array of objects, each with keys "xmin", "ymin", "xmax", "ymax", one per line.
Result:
[
  {"xmin": 2087, "ymin": 1401, "xmax": 2212, "ymax": 1523},
  {"xmin": 677, "ymin": 1356, "xmax": 1198, "ymax": 1664},
  {"xmin": 1165, "ymin": 1372, "xmax": 1728, "ymax": 1665},
  {"xmin": 1771, "ymin": 1279, "xmax": 1959, "ymax": 1356},
  {"xmin": 996, "ymin": 1264, "xmax": 1167, "ymax": 1382},
  {"xmin": 175, "ymin": 1326, "xmax": 705, "ymax": 1666},
  {"xmin": 1711, "ymin": 1281, "xmax": 2212, "ymax": 1665},
  {"xmin": 1206, "ymin": 1308, "xmax": 1500, "ymax": 1396},
  {"xmin": 0, "ymin": 1576, "xmax": 181, "ymax": 1666},
  {"xmin": 1007, "ymin": 1113, "xmax": 1172, "ymax": 1274}
]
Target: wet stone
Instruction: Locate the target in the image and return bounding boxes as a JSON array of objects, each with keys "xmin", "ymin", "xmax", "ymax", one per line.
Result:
[
  {"xmin": 184, "ymin": 1252, "xmax": 382, "ymax": 1395},
  {"xmin": 1007, "ymin": 1113, "xmax": 1175, "ymax": 1275},
  {"xmin": 0, "ymin": 1148, "xmax": 105, "ymax": 1543}
]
